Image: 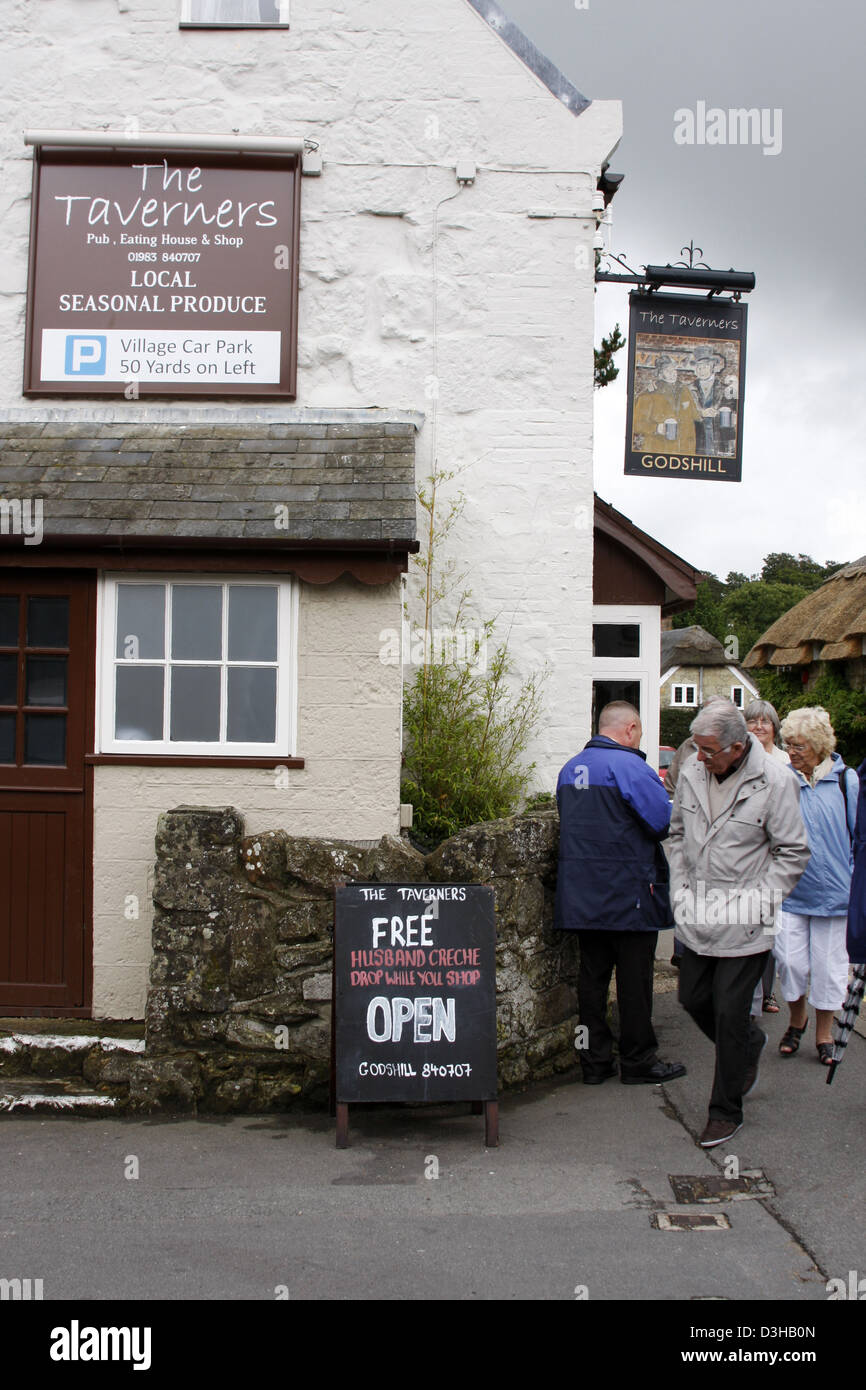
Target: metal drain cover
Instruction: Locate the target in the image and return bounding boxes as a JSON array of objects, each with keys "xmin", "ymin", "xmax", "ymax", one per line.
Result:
[
  {"xmin": 669, "ymin": 1170, "xmax": 774, "ymax": 1204},
  {"xmin": 653, "ymin": 1212, "xmax": 731, "ymax": 1231}
]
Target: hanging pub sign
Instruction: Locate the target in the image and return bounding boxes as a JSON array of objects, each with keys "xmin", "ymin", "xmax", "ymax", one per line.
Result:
[
  {"xmin": 624, "ymin": 292, "xmax": 747, "ymax": 482},
  {"xmin": 333, "ymin": 882, "xmax": 498, "ymax": 1146},
  {"xmin": 24, "ymin": 148, "xmax": 301, "ymax": 397}
]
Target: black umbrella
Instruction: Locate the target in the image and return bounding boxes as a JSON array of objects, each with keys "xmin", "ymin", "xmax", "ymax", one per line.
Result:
[{"xmin": 826, "ymin": 963, "xmax": 866, "ymax": 1085}]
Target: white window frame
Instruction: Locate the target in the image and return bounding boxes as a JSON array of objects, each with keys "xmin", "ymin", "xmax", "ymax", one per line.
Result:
[
  {"xmin": 672, "ymin": 683, "xmax": 698, "ymax": 707},
  {"xmin": 592, "ymin": 604, "xmax": 660, "ymax": 772},
  {"xmin": 97, "ymin": 574, "xmax": 298, "ymax": 756},
  {"xmin": 730, "ymin": 684, "xmax": 744, "ymax": 708},
  {"xmin": 180, "ymin": 0, "xmax": 290, "ymax": 28}
]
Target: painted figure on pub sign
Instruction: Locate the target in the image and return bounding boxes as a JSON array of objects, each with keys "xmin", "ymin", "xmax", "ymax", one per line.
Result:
[{"xmin": 631, "ymin": 336, "xmax": 739, "ymax": 459}]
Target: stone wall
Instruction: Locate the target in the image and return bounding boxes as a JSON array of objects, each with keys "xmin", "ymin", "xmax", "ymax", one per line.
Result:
[{"xmin": 90, "ymin": 804, "xmax": 578, "ymax": 1112}]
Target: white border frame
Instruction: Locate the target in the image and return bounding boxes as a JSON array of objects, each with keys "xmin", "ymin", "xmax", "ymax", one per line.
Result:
[
  {"xmin": 97, "ymin": 574, "xmax": 298, "ymax": 756},
  {"xmin": 671, "ymin": 682, "xmax": 698, "ymax": 708},
  {"xmin": 591, "ymin": 604, "xmax": 661, "ymax": 772}
]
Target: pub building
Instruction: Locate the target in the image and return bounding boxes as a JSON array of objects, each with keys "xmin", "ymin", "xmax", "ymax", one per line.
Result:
[{"xmin": 0, "ymin": 0, "xmax": 695, "ymax": 1026}]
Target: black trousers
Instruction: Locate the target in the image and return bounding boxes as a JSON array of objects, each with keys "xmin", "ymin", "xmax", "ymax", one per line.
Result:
[
  {"xmin": 679, "ymin": 947, "xmax": 770, "ymax": 1122},
  {"xmin": 577, "ymin": 930, "xmax": 658, "ymax": 1075},
  {"xmin": 760, "ymin": 953, "xmax": 776, "ymax": 999}
]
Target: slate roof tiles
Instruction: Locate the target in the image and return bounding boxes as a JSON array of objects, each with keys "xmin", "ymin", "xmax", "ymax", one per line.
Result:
[{"xmin": 0, "ymin": 422, "xmax": 416, "ymax": 543}]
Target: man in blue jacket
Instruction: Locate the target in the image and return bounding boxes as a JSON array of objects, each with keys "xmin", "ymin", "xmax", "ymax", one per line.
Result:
[{"xmin": 555, "ymin": 701, "xmax": 687, "ymax": 1085}]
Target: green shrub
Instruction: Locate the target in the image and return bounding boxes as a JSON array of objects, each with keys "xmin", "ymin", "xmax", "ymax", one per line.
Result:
[
  {"xmin": 660, "ymin": 707, "xmax": 695, "ymax": 750},
  {"xmin": 402, "ymin": 468, "xmax": 546, "ymax": 848},
  {"xmin": 401, "ymin": 632, "xmax": 544, "ymax": 849}
]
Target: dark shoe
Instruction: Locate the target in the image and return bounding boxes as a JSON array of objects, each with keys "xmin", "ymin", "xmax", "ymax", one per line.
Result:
[
  {"xmin": 816, "ymin": 1042, "xmax": 835, "ymax": 1066},
  {"xmin": 582, "ymin": 1064, "xmax": 618, "ymax": 1085},
  {"xmin": 762, "ymin": 993, "xmax": 780, "ymax": 1013},
  {"xmin": 620, "ymin": 1059, "xmax": 686, "ymax": 1085},
  {"xmin": 779, "ymin": 1020, "xmax": 808, "ymax": 1055},
  {"xmin": 699, "ymin": 1117, "xmax": 742, "ymax": 1148},
  {"xmin": 743, "ymin": 1029, "xmax": 768, "ymax": 1098},
  {"xmin": 670, "ymin": 955, "xmax": 681, "ymax": 969}
]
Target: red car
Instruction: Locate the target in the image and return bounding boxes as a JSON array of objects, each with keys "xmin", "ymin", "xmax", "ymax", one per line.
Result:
[{"xmin": 656, "ymin": 745, "xmax": 676, "ymax": 782}]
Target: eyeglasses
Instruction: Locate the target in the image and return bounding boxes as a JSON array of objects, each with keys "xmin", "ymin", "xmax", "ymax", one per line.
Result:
[
  {"xmin": 746, "ymin": 717, "xmax": 771, "ymax": 726},
  {"xmin": 783, "ymin": 740, "xmax": 809, "ymax": 752},
  {"xmin": 696, "ymin": 744, "xmax": 732, "ymax": 760}
]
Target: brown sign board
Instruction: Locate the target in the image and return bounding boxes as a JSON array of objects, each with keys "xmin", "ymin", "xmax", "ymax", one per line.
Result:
[
  {"xmin": 624, "ymin": 292, "xmax": 747, "ymax": 483},
  {"xmin": 24, "ymin": 148, "xmax": 301, "ymax": 397}
]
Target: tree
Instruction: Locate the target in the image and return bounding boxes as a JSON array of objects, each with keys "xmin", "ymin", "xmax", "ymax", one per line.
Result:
[
  {"xmin": 724, "ymin": 570, "xmax": 751, "ymax": 591},
  {"xmin": 720, "ymin": 580, "xmax": 808, "ymax": 660},
  {"xmin": 401, "ymin": 471, "xmax": 545, "ymax": 848},
  {"xmin": 671, "ymin": 554, "xmax": 849, "ymax": 661},
  {"xmin": 760, "ymin": 553, "xmax": 844, "ymax": 590},
  {"xmin": 671, "ymin": 574, "xmax": 727, "ymax": 643},
  {"xmin": 666, "ymin": 553, "xmax": 865, "ymax": 760},
  {"xmin": 594, "ymin": 323, "xmax": 625, "ymax": 388}
]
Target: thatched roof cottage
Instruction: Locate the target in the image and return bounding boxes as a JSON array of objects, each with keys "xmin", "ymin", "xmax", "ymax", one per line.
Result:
[{"xmin": 744, "ymin": 557, "xmax": 866, "ymax": 691}]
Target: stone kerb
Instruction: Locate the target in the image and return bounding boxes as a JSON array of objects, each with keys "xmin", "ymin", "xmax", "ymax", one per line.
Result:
[{"xmin": 101, "ymin": 804, "xmax": 578, "ymax": 1113}]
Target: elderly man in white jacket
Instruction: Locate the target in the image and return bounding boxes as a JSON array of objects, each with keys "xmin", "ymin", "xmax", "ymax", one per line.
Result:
[{"xmin": 669, "ymin": 701, "xmax": 810, "ymax": 1148}]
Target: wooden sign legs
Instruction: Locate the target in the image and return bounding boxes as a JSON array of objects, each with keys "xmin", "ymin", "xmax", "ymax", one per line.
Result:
[
  {"xmin": 472, "ymin": 1099, "xmax": 499, "ymax": 1148},
  {"xmin": 335, "ymin": 1099, "xmax": 498, "ymax": 1149},
  {"xmin": 335, "ymin": 1102, "xmax": 349, "ymax": 1149}
]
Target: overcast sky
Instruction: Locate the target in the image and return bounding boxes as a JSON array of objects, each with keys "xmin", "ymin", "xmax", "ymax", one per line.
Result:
[{"xmin": 501, "ymin": 0, "xmax": 866, "ymax": 580}]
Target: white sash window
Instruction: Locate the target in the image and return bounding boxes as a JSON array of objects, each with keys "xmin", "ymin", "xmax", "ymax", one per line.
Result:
[{"xmin": 98, "ymin": 576, "xmax": 297, "ymax": 756}]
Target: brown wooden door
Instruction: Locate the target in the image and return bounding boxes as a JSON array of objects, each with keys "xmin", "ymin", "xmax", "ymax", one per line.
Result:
[{"xmin": 0, "ymin": 574, "xmax": 93, "ymax": 1013}]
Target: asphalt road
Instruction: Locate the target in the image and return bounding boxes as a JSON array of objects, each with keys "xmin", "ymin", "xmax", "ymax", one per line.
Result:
[{"xmin": 0, "ymin": 982, "xmax": 862, "ymax": 1303}]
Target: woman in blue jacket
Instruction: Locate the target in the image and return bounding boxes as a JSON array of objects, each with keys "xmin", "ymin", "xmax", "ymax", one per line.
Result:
[{"xmin": 774, "ymin": 707, "xmax": 858, "ymax": 1063}]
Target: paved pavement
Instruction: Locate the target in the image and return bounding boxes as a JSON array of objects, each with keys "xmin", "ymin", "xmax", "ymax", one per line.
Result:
[{"xmin": 0, "ymin": 973, "xmax": 862, "ymax": 1304}]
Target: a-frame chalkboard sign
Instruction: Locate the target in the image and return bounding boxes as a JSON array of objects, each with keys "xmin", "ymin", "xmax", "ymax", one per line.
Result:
[{"xmin": 332, "ymin": 883, "xmax": 498, "ymax": 1147}]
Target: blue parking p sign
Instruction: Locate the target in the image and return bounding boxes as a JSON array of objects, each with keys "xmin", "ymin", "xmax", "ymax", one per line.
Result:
[{"xmin": 64, "ymin": 335, "xmax": 106, "ymax": 375}]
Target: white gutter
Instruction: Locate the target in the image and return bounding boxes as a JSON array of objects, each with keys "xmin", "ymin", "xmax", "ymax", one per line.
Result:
[{"xmin": 24, "ymin": 129, "xmax": 307, "ymax": 155}]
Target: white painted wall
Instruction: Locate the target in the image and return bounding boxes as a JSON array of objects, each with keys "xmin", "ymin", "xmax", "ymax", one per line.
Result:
[
  {"xmin": 2, "ymin": 0, "xmax": 622, "ymax": 785},
  {"xmin": 3, "ymin": 1, "xmax": 623, "ymax": 1013},
  {"xmin": 92, "ymin": 575, "xmax": 402, "ymax": 1018}
]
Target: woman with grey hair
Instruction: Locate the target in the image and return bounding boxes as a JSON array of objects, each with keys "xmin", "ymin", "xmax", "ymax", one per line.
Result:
[
  {"xmin": 744, "ymin": 699, "xmax": 789, "ymax": 765},
  {"xmin": 775, "ymin": 707, "xmax": 858, "ymax": 1062},
  {"xmin": 744, "ymin": 698, "xmax": 788, "ymax": 1011}
]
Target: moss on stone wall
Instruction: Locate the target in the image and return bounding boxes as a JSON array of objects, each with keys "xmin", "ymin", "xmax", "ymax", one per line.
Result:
[{"xmin": 122, "ymin": 805, "xmax": 579, "ymax": 1114}]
